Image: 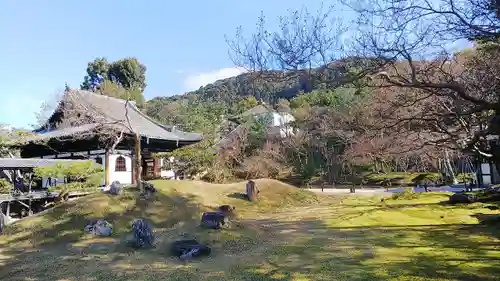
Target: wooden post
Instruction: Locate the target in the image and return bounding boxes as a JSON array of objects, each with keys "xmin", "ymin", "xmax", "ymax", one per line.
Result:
[
  {"xmin": 105, "ymin": 149, "xmax": 110, "ymax": 186},
  {"xmin": 135, "ymin": 134, "xmax": 142, "ymax": 192},
  {"xmin": 28, "ymin": 173, "xmax": 32, "ymax": 215}
]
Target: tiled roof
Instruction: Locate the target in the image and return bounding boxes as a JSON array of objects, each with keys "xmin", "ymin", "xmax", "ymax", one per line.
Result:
[{"xmin": 28, "ymin": 90, "xmax": 202, "ymax": 143}]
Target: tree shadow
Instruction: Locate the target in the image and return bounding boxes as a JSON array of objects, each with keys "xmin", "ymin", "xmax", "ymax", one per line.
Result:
[
  {"xmin": 227, "ymin": 192, "xmax": 247, "ymax": 200},
  {"xmin": 1, "ymin": 191, "xmax": 500, "ymax": 280}
]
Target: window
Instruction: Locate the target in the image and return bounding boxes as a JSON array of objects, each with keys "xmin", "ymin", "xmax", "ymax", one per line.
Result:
[
  {"xmin": 95, "ymin": 157, "xmax": 103, "ymax": 165},
  {"xmin": 115, "ymin": 156, "xmax": 127, "ymax": 172}
]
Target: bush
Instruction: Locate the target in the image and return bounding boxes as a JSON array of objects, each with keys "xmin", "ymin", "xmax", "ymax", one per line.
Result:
[
  {"xmin": 34, "ymin": 161, "xmax": 104, "ymax": 191},
  {"xmin": 0, "ymin": 178, "xmax": 11, "ymax": 193},
  {"xmin": 364, "ymin": 172, "xmax": 443, "ymax": 186},
  {"xmin": 411, "ymin": 173, "xmax": 443, "ymax": 186},
  {"xmin": 391, "ymin": 187, "xmax": 417, "ymax": 200},
  {"xmin": 457, "ymin": 173, "xmax": 474, "ymax": 183}
]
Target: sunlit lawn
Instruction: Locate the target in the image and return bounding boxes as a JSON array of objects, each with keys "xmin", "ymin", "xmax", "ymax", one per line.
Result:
[{"xmin": 0, "ymin": 180, "xmax": 499, "ymax": 280}]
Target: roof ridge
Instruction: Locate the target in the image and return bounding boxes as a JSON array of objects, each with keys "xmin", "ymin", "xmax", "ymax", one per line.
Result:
[{"xmin": 71, "ymin": 89, "xmax": 135, "ymax": 105}]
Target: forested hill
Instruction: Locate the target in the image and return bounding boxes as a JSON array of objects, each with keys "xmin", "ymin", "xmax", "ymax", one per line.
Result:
[{"xmin": 149, "ymin": 58, "xmax": 365, "ymax": 105}]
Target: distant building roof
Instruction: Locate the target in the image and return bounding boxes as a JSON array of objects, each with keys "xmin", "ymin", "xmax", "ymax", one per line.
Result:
[{"xmin": 25, "ymin": 90, "xmax": 202, "ymax": 143}]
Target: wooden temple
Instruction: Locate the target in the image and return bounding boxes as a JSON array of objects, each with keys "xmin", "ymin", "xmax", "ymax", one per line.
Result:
[{"xmin": 15, "ymin": 90, "xmax": 202, "ymax": 186}]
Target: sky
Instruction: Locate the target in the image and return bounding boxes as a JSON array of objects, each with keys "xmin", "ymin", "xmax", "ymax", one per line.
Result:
[{"xmin": 0, "ymin": 0, "xmax": 330, "ymax": 129}]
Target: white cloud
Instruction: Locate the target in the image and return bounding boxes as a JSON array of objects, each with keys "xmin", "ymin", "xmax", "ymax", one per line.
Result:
[{"xmin": 183, "ymin": 67, "xmax": 247, "ymax": 91}]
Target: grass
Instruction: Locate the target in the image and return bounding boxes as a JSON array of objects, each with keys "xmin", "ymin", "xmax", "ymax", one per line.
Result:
[{"xmin": 0, "ymin": 179, "xmax": 499, "ymax": 280}]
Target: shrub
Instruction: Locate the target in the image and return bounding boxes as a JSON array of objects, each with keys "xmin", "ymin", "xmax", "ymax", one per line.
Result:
[
  {"xmin": 34, "ymin": 161, "xmax": 104, "ymax": 191},
  {"xmin": 411, "ymin": 173, "xmax": 443, "ymax": 186},
  {"xmin": 391, "ymin": 187, "xmax": 417, "ymax": 200},
  {"xmin": 0, "ymin": 178, "xmax": 11, "ymax": 193},
  {"xmin": 457, "ymin": 173, "xmax": 474, "ymax": 183}
]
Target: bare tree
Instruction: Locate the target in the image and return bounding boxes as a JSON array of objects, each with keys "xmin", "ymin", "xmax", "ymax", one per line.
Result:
[
  {"xmin": 228, "ymin": 0, "xmax": 500, "ymax": 172},
  {"xmin": 341, "ymin": 0, "xmax": 500, "ymax": 169}
]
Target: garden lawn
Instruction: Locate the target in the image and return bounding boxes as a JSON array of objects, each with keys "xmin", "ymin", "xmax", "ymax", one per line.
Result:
[{"xmin": 0, "ymin": 179, "xmax": 499, "ymax": 281}]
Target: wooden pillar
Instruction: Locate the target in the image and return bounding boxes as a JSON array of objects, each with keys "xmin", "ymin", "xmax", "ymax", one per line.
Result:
[
  {"xmin": 134, "ymin": 134, "xmax": 142, "ymax": 191},
  {"xmin": 132, "ymin": 155, "xmax": 136, "ymax": 185},
  {"xmin": 153, "ymin": 158, "xmax": 160, "ymax": 178},
  {"xmin": 105, "ymin": 149, "xmax": 110, "ymax": 186}
]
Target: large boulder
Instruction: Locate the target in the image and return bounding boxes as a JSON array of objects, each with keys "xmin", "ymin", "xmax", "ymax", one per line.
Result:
[
  {"xmin": 142, "ymin": 181, "xmax": 157, "ymax": 193},
  {"xmin": 84, "ymin": 219, "xmax": 113, "ymax": 236},
  {"xmin": 109, "ymin": 181, "xmax": 123, "ymax": 196},
  {"xmin": 200, "ymin": 212, "xmax": 230, "ymax": 229},
  {"xmin": 246, "ymin": 180, "xmax": 260, "ymax": 201},
  {"xmin": 129, "ymin": 219, "xmax": 155, "ymax": 248},
  {"xmin": 140, "ymin": 181, "xmax": 157, "ymax": 200},
  {"xmin": 449, "ymin": 193, "xmax": 476, "ymax": 204},
  {"xmin": 170, "ymin": 239, "xmax": 211, "ymax": 260}
]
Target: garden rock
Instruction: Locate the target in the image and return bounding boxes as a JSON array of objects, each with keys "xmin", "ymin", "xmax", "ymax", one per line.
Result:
[
  {"xmin": 200, "ymin": 212, "xmax": 229, "ymax": 229},
  {"xmin": 84, "ymin": 219, "xmax": 113, "ymax": 236},
  {"xmin": 140, "ymin": 181, "xmax": 157, "ymax": 199},
  {"xmin": 246, "ymin": 180, "xmax": 259, "ymax": 201},
  {"xmin": 170, "ymin": 239, "xmax": 211, "ymax": 260},
  {"xmin": 129, "ymin": 219, "xmax": 155, "ymax": 248},
  {"xmin": 109, "ymin": 181, "xmax": 123, "ymax": 195},
  {"xmin": 449, "ymin": 193, "xmax": 476, "ymax": 204},
  {"xmin": 218, "ymin": 205, "xmax": 235, "ymax": 214},
  {"xmin": 218, "ymin": 205, "xmax": 237, "ymax": 218}
]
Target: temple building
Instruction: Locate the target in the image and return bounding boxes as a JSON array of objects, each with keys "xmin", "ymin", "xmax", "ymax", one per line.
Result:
[{"xmin": 16, "ymin": 90, "xmax": 202, "ymax": 186}]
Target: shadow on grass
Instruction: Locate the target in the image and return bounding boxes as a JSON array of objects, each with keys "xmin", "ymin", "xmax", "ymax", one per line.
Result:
[
  {"xmin": 0, "ymin": 190, "xmax": 500, "ymax": 280},
  {"xmin": 227, "ymin": 192, "xmax": 247, "ymax": 200}
]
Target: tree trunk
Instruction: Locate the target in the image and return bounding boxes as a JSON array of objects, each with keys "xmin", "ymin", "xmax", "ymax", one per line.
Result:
[
  {"xmin": 445, "ymin": 150, "xmax": 457, "ymax": 184},
  {"xmin": 135, "ymin": 134, "xmax": 142, "ymax": 192}
]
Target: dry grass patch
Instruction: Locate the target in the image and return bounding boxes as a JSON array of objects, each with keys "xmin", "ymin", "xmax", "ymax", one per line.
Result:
[{"xmin": 0, "ymin": 181, "xmax": 499, "ymax": 280}]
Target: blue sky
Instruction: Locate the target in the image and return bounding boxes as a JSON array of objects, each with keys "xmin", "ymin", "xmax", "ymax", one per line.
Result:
[{"xmin": 0, "ymin": 0, "xmax": 329, "ymax": 129}]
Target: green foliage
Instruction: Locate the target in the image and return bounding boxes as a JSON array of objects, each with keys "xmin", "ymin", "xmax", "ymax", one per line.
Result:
[
  {"xmin": 457, "ymin": 173, "xmax": 475, "ymax": 183},
  {"xmin": 81, "ymin": 57, "xmax": 109, "ymax": 90},
  {"xmin": 0, "ymin": 178, "xmax": 12, "ymax": 193},
  {"xmin": 290, "ymin": 87, "xmax": 365, "ymax": 109},
  {"xmin": 178, "ymin": 102, "xmax": 226, "ymax": 134},
  {"xmin": 364, "ymin": 172, "xmax": 443, "ymax": 186},
  {"xmin": 34, "ymin": 161, "xmax": 104, "ymax": 191},
  {"xmin": 81, "ymin": 57, "xmax": 147, "ymax": 93},
  {"xmin": 391, "ymin": 187, "xmax": 417, "ymax": 200},
  {"xmin": 108, "ymin": 57, "xmax": 147, "ymax": 90},
  {"xmin": 411, "ymin": 173, "xmax": 443, "ymax": 185},
  {"xmin": 156, "ymin": 140, "xmax": 216, "ymax": 176},
  {"xmin": 237, "ymin": 96, "xmax": 259, "ymax": 113},
  {"xmin": 97, "ymin": 80, "xmax": 145, "ymax": 106}
]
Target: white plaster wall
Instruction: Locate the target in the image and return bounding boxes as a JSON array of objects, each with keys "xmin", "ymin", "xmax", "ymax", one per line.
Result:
[
  {"xmin": 480, "ymin": 163, "xmax": 492, "ymax": 185},
  {"xmin": 108, "ymin": 153, "xmax": 132, "ymax": 184},
  {"xmin": 272, "ymin": 112, "xmax": 295, "ymax": 127}
]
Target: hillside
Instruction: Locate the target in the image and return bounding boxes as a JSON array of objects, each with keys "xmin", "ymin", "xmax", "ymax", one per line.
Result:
[
  {"xmin": 0, "ymin": 179, "xmax": 499, "ymax": 280},
  {"xmin": 148, "ymin": 58, "xmax": 367, "ymax": 106}
]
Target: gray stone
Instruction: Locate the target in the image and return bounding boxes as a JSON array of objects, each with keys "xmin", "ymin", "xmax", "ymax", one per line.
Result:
[
  {"xmin": 109, "ymin": 181, "xmax": 123, "ymax": 195},
  {"xmin": 200, "ymin": 212, "xmax": 230, "ymax": 229},
  {"xmin": 246, "ymin": 180, "xmax": 259, "ymax": 201},
  {"xmin": 140, "ymin": 181, "xmax": 157, "ymax": 200},
  {"xmin": 129, "ymin": 219, "xmax": 155, "ymax": 248},
  {"xmin": 449, "ymin": 193, "xmax": 476, "ymax": 204},
  {"xmin": 84, "ymin": 219, "xmax": 113, "ymax": 236}
]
